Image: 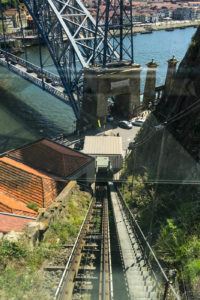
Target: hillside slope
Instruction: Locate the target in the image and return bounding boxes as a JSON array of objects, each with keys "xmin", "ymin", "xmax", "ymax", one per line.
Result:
[{"xmin": 121, "ymin": 27, "xmax": 200, "ymax": 299}]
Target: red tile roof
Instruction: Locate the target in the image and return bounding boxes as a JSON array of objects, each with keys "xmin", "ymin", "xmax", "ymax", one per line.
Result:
[
  {"xmin": 0, "ymin": 157, "xmax": 51, "ymax": 179},
  {"xmin": 0, "ymin": 157, "xmax": 67, "ymax": 209},
  {"xmin": 0, "ymin": 139, "xmax": 92, "ymax": 221},
  {"xmin": 0, "ymin": 213, "xmax": 34, "ymax": 233},
  {"xmin": 7, "ymin": 139, "xmax": 92, "ymax": 179},
  {"xmin": 0, "ymin": 192, "xmax": 37, "ymax": 217}
]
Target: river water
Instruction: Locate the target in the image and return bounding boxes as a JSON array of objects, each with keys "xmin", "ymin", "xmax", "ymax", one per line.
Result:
[{"xmin": 0, "ymin": 26, "xmax": 196, "ymax": 152}]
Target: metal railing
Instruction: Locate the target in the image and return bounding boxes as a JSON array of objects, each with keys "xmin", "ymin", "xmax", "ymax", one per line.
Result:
[
  {"xmin": 116, "ymin": 186, "xmax": 181, "ymax": 300},
  {"xmin": 0, "ymin": 49, "xmax": 72, "ymax": 104},
  {"xmin": 0, "ymin": 30, "xmax": 37, "ymax": 40},
  {"xmin": 0, "ymin": 49, "xmax": 62, "ymax": 83},
  {"xmin": 155, "ymin": 85, "xmax": 165, "ymax": 100}
]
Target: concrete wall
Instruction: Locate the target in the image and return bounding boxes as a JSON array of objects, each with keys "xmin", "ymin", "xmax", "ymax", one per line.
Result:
[{"xmin": 82, "ymin": 62, "xmax": 142, "ymax": 126}]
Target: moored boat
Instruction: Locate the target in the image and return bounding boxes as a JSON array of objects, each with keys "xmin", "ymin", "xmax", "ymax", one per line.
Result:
[
  {"xmin": 141, "ymin": 30, "xmax": 152, "ymax": 34},
  {"xmin": 165, "ymin": 28, "xmax": 174, "ymax": 31}
]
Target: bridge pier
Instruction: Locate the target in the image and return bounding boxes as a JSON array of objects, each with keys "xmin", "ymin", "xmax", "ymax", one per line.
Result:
[
  {"xmin": 165, "ymin": 56, "xmax": 179, "ymax": 96},
  {"xmin": 143, "ymin": 59, "xmax": 158, "ymax": 109},
  {"xmin": 81, "ymin": 62, "xmax": 142, "ymax": 127}
]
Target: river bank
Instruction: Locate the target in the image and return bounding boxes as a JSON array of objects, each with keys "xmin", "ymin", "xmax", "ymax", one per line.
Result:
[
  {"xmin": 0, "ymin": 27, "xmax": 196, "ymax": 153},
  {"xmin": 109, "ymin": 20, "xmax": 199, "ymax": 35},
  {"xmin": 133, "ymin": 20, "xmax": 199, "ymax": 33},
  {"xmin": 2, "ymin": 20, "xmax": 198, "ymax": 54}
]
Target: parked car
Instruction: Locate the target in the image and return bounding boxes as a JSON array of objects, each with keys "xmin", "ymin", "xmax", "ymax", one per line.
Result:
[
  {"xmin": 118, "ymin": 120, "xmax": 132, "ymax": 129},
  {"xmin": 51, "ymin": 81, "xmax": 60, "ymax": 87},
  {"xmin": 74, "ymin": 140, "xmax": 84, "ymax": 150},
  {"xmin": 107, "ymin": 115, "xmax": 114, "ymax": 122},
  {"xmin": 27, "ymin": 67, "xmax": 34, "ymax": 73},
  {"xmin": 132, "ymin": 119, "xmax": 144, "ymax": 127},
  {"xmin": 37, "ymin": 72, "xmax": 45, "ymax": 79},
  {"xmin": 45, "ymin": 77, "xmax": 53, "ymax": 83},
  {"xmin": 10, "ymin": 59, "xmax": 17, "ymax": 65}
]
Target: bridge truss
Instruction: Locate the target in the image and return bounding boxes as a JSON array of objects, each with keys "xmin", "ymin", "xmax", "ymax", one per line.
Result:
[{"xmin": 0, "ymin": 0, "xmax": 134, "ymax": 119}]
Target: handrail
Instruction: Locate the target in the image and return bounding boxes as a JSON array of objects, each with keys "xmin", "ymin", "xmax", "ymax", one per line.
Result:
[
  {"xmin": 0, "ymin": 49, "xmax": 62, "ymax": 84},
  {"xmin": 54, "ymin": 197, "xmax": 94, "ymax": 299},
  {"xmin": 116, "ymin": 186, "xmax": 180, "ymax": 300},
  {"xmin": 0, "ymin": 50, "xmax": 72, "ymax": 103}
]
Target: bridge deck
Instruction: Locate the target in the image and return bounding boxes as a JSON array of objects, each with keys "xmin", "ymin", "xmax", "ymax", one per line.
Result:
[{"xmin": 0, "ymin": 50, "xmax": 72, "ymax": 105}]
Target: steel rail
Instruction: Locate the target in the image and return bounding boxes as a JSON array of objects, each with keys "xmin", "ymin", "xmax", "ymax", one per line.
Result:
[
  {"xmin": 79, "ymin": 194, "xmax": 101, "ymax": 297},
  {"xmin": 56, "ymin": 185, "xmax": 111, "ymax": 299},
  {"xmin": 54, "ymin": 197, "xmax": 95, "ymax": 299}
]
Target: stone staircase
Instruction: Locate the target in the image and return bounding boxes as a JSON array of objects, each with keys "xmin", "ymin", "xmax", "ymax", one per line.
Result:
[
  {"xmin": 110, "ymin": 183, "xmax": 160, "ymax": 300},
  {"xmin": 122, "ymin": 220, "xmax": 159, "ymax": 300}
]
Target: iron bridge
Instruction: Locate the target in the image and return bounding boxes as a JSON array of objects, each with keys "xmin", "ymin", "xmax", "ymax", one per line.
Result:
[{"xmin": 0, "ymin": 0, "xmax": 134, "ymax": 119}]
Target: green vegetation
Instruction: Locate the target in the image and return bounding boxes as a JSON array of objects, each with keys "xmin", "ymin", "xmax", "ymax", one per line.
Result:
[
  {"xmin": 0, "ymin": 240, "xmax": 27, "ymax": 260},
  {"xmin": 27, "ymin": 202, "xmax": 39, "ymax": 212},
  {"xmin": 120, "ymin": 144, "xmax": 200, "ymax": 298},
  {"xmin": 0, "ymin": 267, "xmax": 45, "ymax": 300},
  {"xmin": 0, "ymin": 186, "xmax": 91, "ymax": 299},
  {"xmin": 1, "ymin": 0, "xmax": 18, "ymax": 8},
  {"xmin": 189, "ymin": 39, "xmax": 199, "ymax": 60},
  {"xmin": 93, "ymin": 214, "xmax": 101, "ymax": 232}
]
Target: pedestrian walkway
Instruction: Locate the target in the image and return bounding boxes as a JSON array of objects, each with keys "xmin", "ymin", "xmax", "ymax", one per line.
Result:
[{"xmin": 109, "ymin": 183, "xmax": 159, "ymax": 300}]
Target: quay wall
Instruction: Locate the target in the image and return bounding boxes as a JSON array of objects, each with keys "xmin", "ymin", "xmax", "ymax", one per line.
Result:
[{"xmin": 111, "ymin": 20, "xmax": 200, "ymax": 35}]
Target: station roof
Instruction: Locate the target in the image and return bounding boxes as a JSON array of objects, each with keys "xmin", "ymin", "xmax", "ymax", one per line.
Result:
[
  {"xmin": 0, "ymin": 193, "xmax": 37, "ymax": 217},
  {"xmin": 0, "ymin": 212, "xmax": 35, "ymax": 233},
  {"xmin": 6, "ymin": 139, "xmax": 93, "ymax": 179},
  {"xmin": 0, "ymin": 156, "xmax": 55, "ymax": 180},
  {"xmin": 83, "ymin": 136, "xmax": 123, "ymax": 156}
]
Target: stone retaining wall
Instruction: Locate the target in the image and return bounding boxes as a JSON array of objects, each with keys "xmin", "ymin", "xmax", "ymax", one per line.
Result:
[{"xmin": 0, "ymin": 181, "xmax": 92, "ymax": 248}]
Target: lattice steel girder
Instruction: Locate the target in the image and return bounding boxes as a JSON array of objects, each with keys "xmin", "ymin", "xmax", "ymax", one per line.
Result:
[
  {"xmin": 94, "ymin": 0, "xmax": 134, "ymax": 65},
  {"xmin": 21, "ymin": 0, "xmax": 120, "ymax": 119}
]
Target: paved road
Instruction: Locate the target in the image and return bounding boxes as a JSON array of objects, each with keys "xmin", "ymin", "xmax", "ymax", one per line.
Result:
[
  {"xmin": 57, "ymin": 121, "xmax": 140, "ymax": 156},
  {"xmin": 111, "ymin": 125, "xmax": 140, "ymax": 154}
]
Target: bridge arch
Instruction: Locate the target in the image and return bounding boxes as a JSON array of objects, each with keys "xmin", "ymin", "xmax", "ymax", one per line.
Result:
[{"xmin": 82, "ymin": 62, "xmax": 142, "ymax": 126}]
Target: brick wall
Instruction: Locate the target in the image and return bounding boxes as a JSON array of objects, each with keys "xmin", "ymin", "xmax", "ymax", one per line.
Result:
[{"xmin": 42, "ymin": 178, "xmax": 58, "ymax": 208}]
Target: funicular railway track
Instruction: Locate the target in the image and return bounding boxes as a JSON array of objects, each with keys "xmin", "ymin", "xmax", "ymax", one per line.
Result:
[
  {"xmin": 55, "ymin": 182, "xmax": 180, "ymax": 300},
  {"xmin": 55, "ymin": 184, "xmax": 112, "ymax": 300}
]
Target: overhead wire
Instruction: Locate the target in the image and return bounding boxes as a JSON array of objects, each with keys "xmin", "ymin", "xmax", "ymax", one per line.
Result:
[{"xmin": 130, "ymin": 96, "xmax": 200, "ymax": 149}]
